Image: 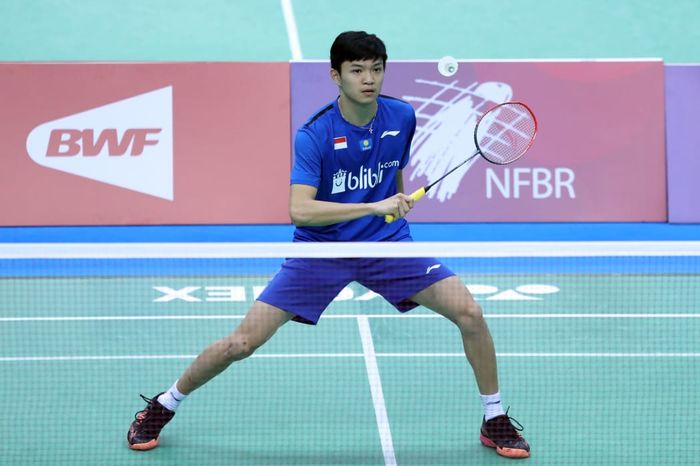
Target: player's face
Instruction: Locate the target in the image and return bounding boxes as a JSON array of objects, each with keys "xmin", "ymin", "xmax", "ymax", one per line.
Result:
[{"xmin": 334, "ymin": 59, "xmax": 385, "ymax": 107}]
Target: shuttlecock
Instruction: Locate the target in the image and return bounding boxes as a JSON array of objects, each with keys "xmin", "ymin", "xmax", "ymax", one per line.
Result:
[{"xmin": 437, "ymin": 56, "xmax": 459, "ymax": 77}]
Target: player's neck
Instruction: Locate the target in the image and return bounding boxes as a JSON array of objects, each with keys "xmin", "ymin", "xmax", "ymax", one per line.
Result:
[{"xmin": 337, "ymin": 96, "xmax": 377, "ymax": 127}]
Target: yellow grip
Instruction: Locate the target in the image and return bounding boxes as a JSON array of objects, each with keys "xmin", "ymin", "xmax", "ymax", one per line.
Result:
[
  {"xmin": 384, "ymin": 187, "xmax": 427, "ymax": 223},
  {"xmin": 411, "ymin": 187, "xmax": 427, "ymax": 201}
]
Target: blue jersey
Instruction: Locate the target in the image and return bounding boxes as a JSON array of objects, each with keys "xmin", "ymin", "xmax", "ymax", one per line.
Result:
[{"xmin": 291, "ymin": 95, "xmax": 416, "ymax": 242}]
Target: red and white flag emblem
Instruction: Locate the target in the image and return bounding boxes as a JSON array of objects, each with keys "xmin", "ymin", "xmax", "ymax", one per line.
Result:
[{"xmin": 333, "ymin": 136, "xmax": 347, "ymax": 150}]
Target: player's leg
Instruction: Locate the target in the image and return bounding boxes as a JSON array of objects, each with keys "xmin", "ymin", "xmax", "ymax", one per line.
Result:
[
  {"xmin": 127, "ymin": 257, "xmax": 351, "ymax": 451},
  {"xmin": 178, "ymin": 301, "xmax": 294, "ymax": 394},
  {"xmin": 410, "ymin": 276, "xmax": 530, "ymax": 459},
  {"xmin": 410, "ymin": 275, "xmax": 498, "ymax": 394},
  {"xmin": 127, "ymin": 302, "xmax": 293, "ymax": 450}
]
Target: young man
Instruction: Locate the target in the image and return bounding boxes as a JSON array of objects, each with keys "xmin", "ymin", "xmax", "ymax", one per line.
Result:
[{"xmin": 127, "ymin": 31, "xmax": 530, "ymax": 459}]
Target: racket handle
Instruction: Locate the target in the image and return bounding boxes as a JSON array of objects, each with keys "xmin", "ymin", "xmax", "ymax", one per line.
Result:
[{"xmin": 384, "ymin": 187, "xmax": 427, "ymax": 223}]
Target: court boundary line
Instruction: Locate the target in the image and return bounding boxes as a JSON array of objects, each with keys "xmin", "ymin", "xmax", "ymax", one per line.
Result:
[
  {"xmin": 2, "ymin": 313, "xmax": 699, "ymax": 322},
  {"xmin": 2, "ymin": 240, "xmax": 700, "ymax": 258},
  {"xmin": 357, "ymin": 316, "xmax": 396, "ymax": 466},
  {"xmin": 280, "ymin": 0, "xmax": 302, "ymax": 60},
  {"xmin": 2, "ymin": 352, "xmax": 700, "ymax": 362}
]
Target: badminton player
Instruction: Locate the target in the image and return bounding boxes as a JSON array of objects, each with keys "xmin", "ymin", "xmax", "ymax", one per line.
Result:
[{"xmin": 127, "ymin": 31, "xmax": 530, "ymax": 459}]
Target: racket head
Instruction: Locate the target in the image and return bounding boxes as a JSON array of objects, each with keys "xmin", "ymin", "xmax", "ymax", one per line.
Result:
[{"xmin": 474, "ymin": 101, "xmax": 537, "ymax": 165}]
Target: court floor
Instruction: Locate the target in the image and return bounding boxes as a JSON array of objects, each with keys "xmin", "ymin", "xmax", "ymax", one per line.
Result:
[{"xmin": 1, "ymin": 255, "xmax": 699, "ymax": 466}]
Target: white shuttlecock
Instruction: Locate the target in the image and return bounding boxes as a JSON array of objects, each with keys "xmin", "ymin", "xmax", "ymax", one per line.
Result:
[{"xmin": 437, "ymin": 56, "xmax": 459, "ymax": 77}]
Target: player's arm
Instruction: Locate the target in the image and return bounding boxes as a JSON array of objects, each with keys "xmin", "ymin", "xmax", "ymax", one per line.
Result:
[{"xmin": 289, "ymin": 183, "xmax": 414, "ymax": 227}]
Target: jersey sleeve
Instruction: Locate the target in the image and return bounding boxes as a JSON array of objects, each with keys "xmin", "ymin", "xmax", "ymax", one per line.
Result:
[{"xmin": 290, "ymin": 127, "xmax": 323, "ymax": 188}]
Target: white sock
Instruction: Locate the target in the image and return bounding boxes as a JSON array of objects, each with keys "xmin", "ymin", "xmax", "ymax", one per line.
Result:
[
  {"xmin": 157, "ymin": 381, "xmax": 188, "ymax": 412},
  {"xmin": 480, "ymin": 391, "xmax": 505, "ymax": 421}
]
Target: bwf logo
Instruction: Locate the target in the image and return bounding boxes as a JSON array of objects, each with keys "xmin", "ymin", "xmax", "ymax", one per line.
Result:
[{"xmin": 26, "ymin": 86, "xmax": 174, "ymax": 200}]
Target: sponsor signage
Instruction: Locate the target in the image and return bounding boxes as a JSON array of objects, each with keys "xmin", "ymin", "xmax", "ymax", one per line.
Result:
[
  {"xmin": 291, "ymin": 60, "xmax": 667, "ymax": 222},
  {"xmin": 0, "ymin": 63, "xmax": 291, "ymax": 226},
  {"xmin": 0, "ymin": 61, "xmax": 672, "ymax": 225},
  {"xmin": 665, "ymin": 65, "xmax": 700, "ymax": 223},
  {"xmin": 26, "ymin": 87, "xmax": 174, "ymax": 200}
]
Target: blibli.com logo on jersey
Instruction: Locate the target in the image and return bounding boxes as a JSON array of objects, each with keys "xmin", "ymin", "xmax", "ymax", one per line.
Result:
[{"xmin": 331, "ymin": 160, "xmax": 399, "ymax": 194}]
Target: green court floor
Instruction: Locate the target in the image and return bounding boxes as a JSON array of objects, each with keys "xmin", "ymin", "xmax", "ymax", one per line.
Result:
[
  {"xmin": 1, "ymin": 272, "xmax": 698, "ymax": 465},
  {"xmin": 2, "ymin": 0, "xmax": 700, "ymax": 62}
]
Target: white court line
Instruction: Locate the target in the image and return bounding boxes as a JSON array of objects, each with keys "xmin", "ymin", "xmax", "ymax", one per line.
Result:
[
  {"xmin": 0, "ymin": 355, "xmax": 200, "ymax": 361},
  {"xmin": 484, "ymin": 313, "xmax": 700, "ymax": 319},
  {"xmin": 2, "ymin": 352, "xmax": 699, "ymax": 362},
  {"xmin": 0, "ymin": 315, "xmax": 247, "ymax": 322},
  {"xmin": 3, "ymin": 240, "xmax": 700, "ymax": 258},
  {"xmin": 280, "ymin": 0, "xmax": 302, "ymax": 60},
  {"xmin": 0, "ymin": 354, "xmax": 362, "ymax": 362},
  {"xmin": 357, "ymin": 316, "xmax": 397, "ymax": 466},
  {"xmin": 378, "ymin": 353, "xmax": 700, "ymax": 358},
  {"xmin": 2, "ymin": 313, "xmax": 699, "ymax": 322}
]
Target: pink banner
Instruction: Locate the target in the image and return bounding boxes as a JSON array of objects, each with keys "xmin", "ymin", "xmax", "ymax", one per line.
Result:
[
  {"xmin": 292, "ymin": 60, "xmax": 667, "ymax": 222},
  {"xmin": 0, "ymin": 63, "xmax": 291, "ymax": 226}
]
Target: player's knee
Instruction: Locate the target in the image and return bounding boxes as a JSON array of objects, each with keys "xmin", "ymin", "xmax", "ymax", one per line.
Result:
[
  {"xmin": 221, "ymin": 333, "xmax": 258, "ymax": 362},
  {"xmin": 454, "ymin": 301, "xmax": 485, "ymax": 334}
]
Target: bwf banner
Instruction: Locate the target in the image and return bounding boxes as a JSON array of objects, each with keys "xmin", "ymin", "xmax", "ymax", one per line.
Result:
[
  {"xmin": 291, "ymin": 60, "xmax": 667, "ymax": 222},
  {"xmin": 0, "ymin": 63, "xmax": 291, "ymax": 226}
]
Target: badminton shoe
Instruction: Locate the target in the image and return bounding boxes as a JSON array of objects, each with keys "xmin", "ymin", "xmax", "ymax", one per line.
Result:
[
  {"xmin": 127, "ymin": 393, "xmax": 175, "ymax": 450},
  {"xmin": 480, "ymin": 411, "xmax": 530, "ymax": 458}
]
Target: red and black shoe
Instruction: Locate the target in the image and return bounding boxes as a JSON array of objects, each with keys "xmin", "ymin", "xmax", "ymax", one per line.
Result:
[
  {"xmin": 127, "ymin": 393, "xmax": 175, "ymax": 450},
  {"xmin": 480, "ymin": 410, "xmax": 530, "ymax": 458}
]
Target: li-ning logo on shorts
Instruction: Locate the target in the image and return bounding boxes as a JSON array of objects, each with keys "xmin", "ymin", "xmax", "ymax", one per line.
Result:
[
  {"xmin": 331, "ymin": 160, "xmax": 400, "ymax": 194},
  {"xmin": 26, "ymin": 87, "xmax": 174, "ymax": 200}
]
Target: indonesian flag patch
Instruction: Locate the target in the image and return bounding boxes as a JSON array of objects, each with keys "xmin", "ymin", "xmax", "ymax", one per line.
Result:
[{"xmin": 333, "ymin": 136, "xmax": 348, "ymax": 150}]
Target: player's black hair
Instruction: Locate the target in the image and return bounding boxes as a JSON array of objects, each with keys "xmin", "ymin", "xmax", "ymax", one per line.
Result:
[{"xmin": 330, "ymin": 31, "xmax": 387, "ymax": 73}]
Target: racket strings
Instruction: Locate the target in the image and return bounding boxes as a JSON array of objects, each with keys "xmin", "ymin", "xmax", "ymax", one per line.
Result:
[{"xmin": 476, "ymin": 104, "xmax": 536, "ymax": 164}]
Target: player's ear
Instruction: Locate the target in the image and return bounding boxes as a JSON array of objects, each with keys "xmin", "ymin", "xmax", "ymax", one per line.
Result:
[{"xmin": 330, "ymin": 68, "xmax": 341, "ymax": 86}]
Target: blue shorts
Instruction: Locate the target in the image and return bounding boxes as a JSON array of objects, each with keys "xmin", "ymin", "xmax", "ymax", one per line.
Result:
[{"xmin": 257, "ymin": 257, "xmax": 455, "ymax": 324}]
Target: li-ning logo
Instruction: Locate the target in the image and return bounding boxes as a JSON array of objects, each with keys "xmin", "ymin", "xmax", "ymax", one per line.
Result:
[
  {"xmin": 331, "ymin": 160, "xmax": 400, "ymax": 194},
  {"xmin": 26, "ymin": 86, "xmax": 174, "ymax": 200},
  {"xmin": 380, "ymin": 130, "xmax": 400, "ymax": 139}
]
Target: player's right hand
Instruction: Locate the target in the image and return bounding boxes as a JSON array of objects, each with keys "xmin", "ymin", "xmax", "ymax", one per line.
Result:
[{"xmin": 373, "ymin": 193, "xmax": 415, "ymax": 219}]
